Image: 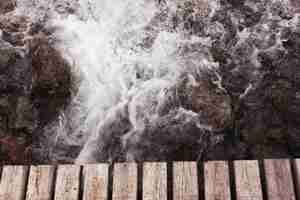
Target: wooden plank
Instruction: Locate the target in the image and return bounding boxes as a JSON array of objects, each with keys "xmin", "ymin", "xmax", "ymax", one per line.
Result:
[
  {"xmin": 143, "ymin": 162, "xmax": 167, "ymax": 200},
  {"xmin": 264, "ymin": 159, "xmax": 296, "ymax": 200},
  {"xmin": 292, "ymin": 159, "xmax": 300, "ymax": 198},
  {"xmin": 234, "ymin": 160, "xmax": 263, "ymax": 200},
  {"xmin": 204, "ymin": 161, "xmax": 231, "ymax": 200},
  {"xmin": 26, "ymin": 166, "xmax": 55, "ymax": 200},
  {"xmin": 173, "ymin": 162, "xmax": 198, "ymax": 200},
  {"xmin": 0, "ymin": 166, "xmax": 29, "ymax": 200},
  {"xmin": 83, "ymin": 164, "xmax": 109, "ymax": 200},
  {"xmin": 54, "ymin": 165, "xmax": 81, "ymax": 200},
  {"xmin": 112, "ymin": 163, "xmax": 137, "ymax": 200}
]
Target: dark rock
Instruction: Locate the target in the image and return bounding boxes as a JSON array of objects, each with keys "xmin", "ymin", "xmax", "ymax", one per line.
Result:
[
  {"xmin": 15, "ymin": 96, "xmax": 37, "ymax": 132},
  {"xmin": 227, "ymin": 0, "xmax": 245, "ymax": 7},
  {"xmin": 29, "ymin": 34, "xmax": 72, "ymax": 124},
  {"xmin": 241, "ymin": 6, "xmax": 262, "ymax": 27},
  {"xmin": 0, "ymin": 39, "xmax": 17, "ymax": 71},
  {"xmin": 2, "ymin": 0, "xmax": 300, "ymax": 164},
  {"xmin": 0, "ymin": 10, "xmax": 74, "ymax": 164}
]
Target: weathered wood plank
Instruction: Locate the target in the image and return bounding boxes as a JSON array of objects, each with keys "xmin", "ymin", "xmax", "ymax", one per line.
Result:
[
  {"xmin": 143, "ymin": 162, "xmax": 167, "ymax": 200},
  {"xmin": 264, "ymin": 159, "xmax": 296, "ymax": 200},
  {"xmin": 173, "ymin": 162, "xmax": 198, "ymax": 200},
  {"xmin": 0, "ymin": 166, "xmax": 29, "ymax": 200},
  {"xmin": 112, "ymin": 163, "xmax": 137, "ymax": 200},
  {"xmin": 26, "ymin": 165, "xmax": 55, "ymax": 200},
  {"xmin": 234, "ymin": 160, "xmax": 263, "ymax": 200},
  {"xmin": 83, "ymin": 164, "xmax": 109, "ymax": 200},
  {"xmin": 292, "ymin": 159, "xmax": 300, "ymax": 198},
  {"xmin": 54, "ymin": 165, "xmax": 81, "ymax": 200},
  {"xmin": 204, "ymin": 161, "xmax": 231, "ymax": 200}
]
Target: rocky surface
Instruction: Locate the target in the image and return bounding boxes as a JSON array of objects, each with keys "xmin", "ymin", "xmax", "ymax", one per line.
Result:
[
  {"xmin": 0, "ymin": 1, "xmax": 73, "ymax": 164},
  {"xmin": 0, "ymin": 0, "xmax": 16, "ymax": 14},
  {"xmin": 1, "ymin": 0, "xmax": 300, "ymax": 163}
]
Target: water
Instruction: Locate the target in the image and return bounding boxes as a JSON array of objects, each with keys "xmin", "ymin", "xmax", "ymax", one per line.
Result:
[
  {"xmin": 14, "ymin": 0, "xmax": 300, "ymax": 163},
  {"xmin": 28, "ymin": 0, "xmax": 224, "ymax": 163}
]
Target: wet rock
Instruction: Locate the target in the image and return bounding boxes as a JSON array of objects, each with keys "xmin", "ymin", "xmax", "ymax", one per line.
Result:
[
  {"xmin": 175, "ymin": 74, "xmax": 232, "ymax": 131},
  {"xmin": 0, "ymin": 12, "xmax": 30, "ymax": 46},
  {"xmin": 15, "ymin": 96, "xmax": 37, "ymax": 132},
  {"xmin": 29, "ymin": 34, "xmax": 72, "ymax": 124},
  {"xmin": 53, "ymin": 0, "xmax": 79, "ymax": 15},
  {"xmin": 238, "ymin": 73, "xmax": 300, "ymax": 158},
  {"xmin": 0, "ymin": 135, "xmax": 32, "ymax": 164},
  {"xmin": 125, "ymin": 109, "xmax": 215, "ymax": 161},
  {"xmin": 240, "ymin": 6, "xmax": 262, "ymax": 27},
  {"xmin": 0, "ymin": 9, "xmax": 74, "ymax": 164},
  {"xmin": 0, "ymin": 96, "xmax": 9, "ymax": 135},
  {"xmin": 0, "ymin": 0, "xmax": 16, "ymax": 14},
  {"xmin": 0, "ymin": 39, "xmax": 17, "ymax": 71},
  {"xmin": 120, "ymin": 72, "xmax": 232, "ymax": 161},
  {"xmin": 166, "ymin": 0, "xmax": 214, "ymax": 36},
  {"xmin": 227, "ymin": 0, "xmax": 245, "ymax": 7},
  {"xmin": 204, "ymin": 138, "xmax": 249, "ymax": 160},
  {"xmin": 2, "ymin": 0, "xmax": 300, "ymax": 164}
]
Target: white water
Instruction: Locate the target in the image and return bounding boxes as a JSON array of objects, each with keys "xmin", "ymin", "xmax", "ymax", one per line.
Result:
[
  {"xmin": 32, "ymin": 0, "xmax": 224, "ymax": 163},
  {"xmin": 12, "ymin": 0, "xmax": 300, "ymax": 162}
]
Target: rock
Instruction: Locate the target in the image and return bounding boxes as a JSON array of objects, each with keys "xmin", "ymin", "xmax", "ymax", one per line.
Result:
[
  {"xmin": 0, "ymin": 39, "xmax": 17, "ymax": 70},
  {"xmin": 29, "ymin": 34, "xmax": 71, "ymax": 92},
  {"xmin": 238, "ymin": 73, "xmax": 300, "ymax": 157},
  {"xmin": 204, "ymin": 138, "xmax": 249, "ymax": 160},
  {"xmin": 175, "ymin": 74, "xmax": 232, "ymax": 131},
  {"xmin": 0, "ymin": 12, "xmax": 30, "ymax": 46},
  {"xmin": 227, "ymin": 0, "xmax": 245, "ymax": 7},
  {"xmin": 15, "ymin": 96, "xmax": 37, "ymax": 132},
  {"xmin": 0, "ymin": 135, "xmax": 32, "ymax": 164},
  {"xmin": 29, "ymin": 34, "xmax": 72, "ymax": 124},
  {"xmin": 0, "ymin": 0, "xmax": 16, "ymax": 14},
  {"xmin": 0, "ymin": 8, "xmax": 74, "ymax": 164},
  {"xmin": 2, "ymin": 0, "xmax": 300, "ymax": 164},
  {"xmin": 120, "ymin": 72, "xmax": 232, "ymax": 161}
]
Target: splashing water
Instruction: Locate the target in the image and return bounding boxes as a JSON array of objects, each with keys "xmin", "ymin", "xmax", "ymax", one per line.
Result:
[
  {"xmin": 32, "ymin": 0, "xmax": 226, "ymax": 163},
  {"xmin": 15, "ymin": 0, "xmax": 299, "ymax": 163}
]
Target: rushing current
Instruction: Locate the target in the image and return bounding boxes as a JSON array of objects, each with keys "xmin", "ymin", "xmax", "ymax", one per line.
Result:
[
  {"xmin": 11, "ymin": 0, "xmax": 300, "ymax": 163},
  {"xmin": 46, "ymin": 0, "xmax": 228, "ymax": 163}
]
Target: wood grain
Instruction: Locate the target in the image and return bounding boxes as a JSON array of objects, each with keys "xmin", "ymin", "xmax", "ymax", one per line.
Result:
[
  {"xmin": 292, "ymin": 159, "xmax": 300, "ymax": 199},
  {"xmin": 204, "ymin": 161, "xmax": 231, "ymax": 200},
  {"xmin": 0, "ymin": 166, "xmax": 29, "ymax": 200},
  {"xmin": 112, "ymin": 163, "xmax": 137, "ymax": 200},
  {"xmin": 54, "ymin": 165, "xmax": 81, "ymax": 200},
  {"xmin": 26, "ymin": 165, "xmax": 55, "ymax": 200},
  {"xmin": 234, "ymin": 160, "xmax": 263, "ymax": 200},
  {"xmin": 173, "ymin": 162, "xmax": 198, "ymax": 200},
  {"xmin": 143, "ymin": 162, "xmax": 167, "ymax": 200},
  {"xmin": 83, "ymin": 164, "xmax": 109, "ymax": 200},
  {"xmin": 264, "ymin": 159, "xmax": 296, "ymax": 200}
]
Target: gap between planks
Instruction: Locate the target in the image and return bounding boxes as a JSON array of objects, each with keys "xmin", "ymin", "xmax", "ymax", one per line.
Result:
[{"xmin": 0, "ymin": 159, "xmax": 299, "ymax": 200}]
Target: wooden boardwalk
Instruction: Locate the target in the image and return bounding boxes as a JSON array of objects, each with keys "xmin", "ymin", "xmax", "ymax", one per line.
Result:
[{"xmin": 0, "ymin": 159, "xmax": 300, "ymax": 200}]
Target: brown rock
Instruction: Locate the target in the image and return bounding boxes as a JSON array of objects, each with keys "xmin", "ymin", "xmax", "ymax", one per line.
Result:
[
  {"xmin": 29, "ymin": 34, "xmax": 71, "ymax": 90},
  {"xmin": 173, "ymin": 73, "xmax": 232, "ymax": 131},
  {"xmin": 0, "ymin": 11, "xmax": 74, "ymax": 164},
  {"xmin": 0, "ymin": 135, "xmax": 31, "ymax": 164},
  {"xmin": 0, "ymin": 12, "xmax": 30, "ymax": 46},
  {"xmin": 0, "ymin": 0, "xmax": 16, "ymax": 14},
  {"xmin": 28, "ymin": 33, "xmax": 73, "ymax": 125}
]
